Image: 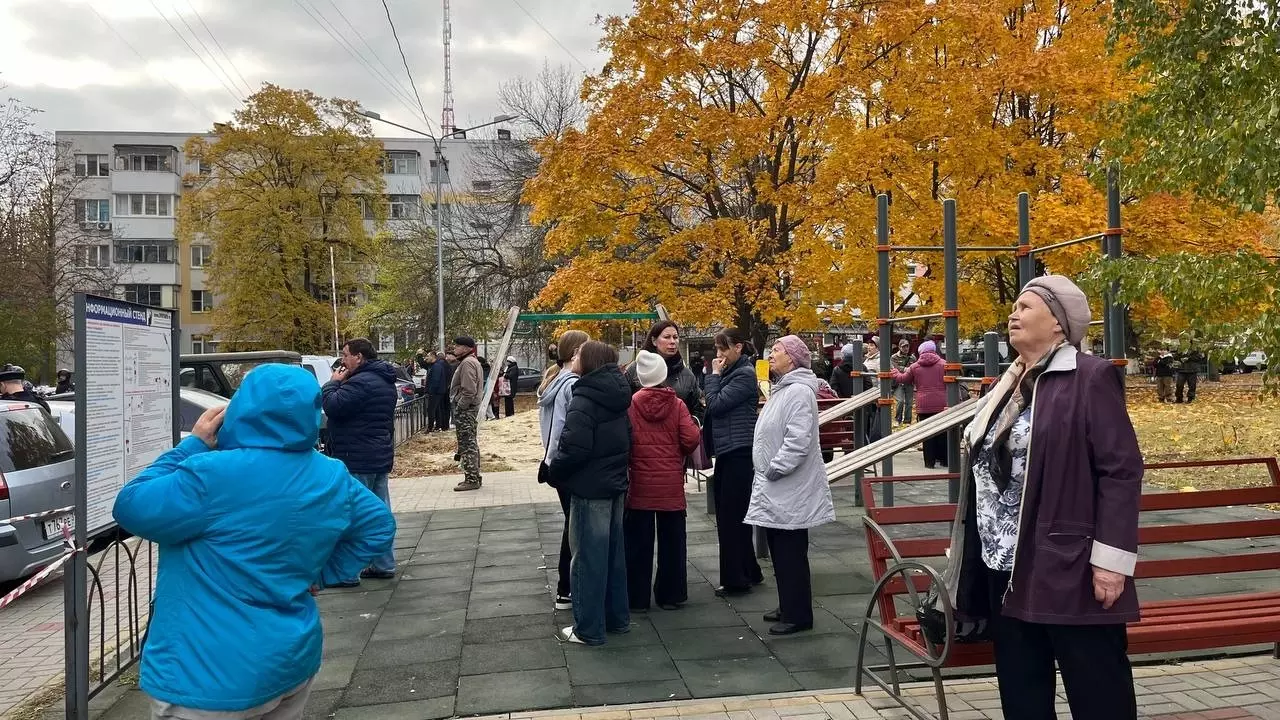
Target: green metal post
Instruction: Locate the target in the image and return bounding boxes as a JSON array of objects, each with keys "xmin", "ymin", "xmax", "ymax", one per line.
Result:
[
  {"xmin": 877, "ymin": 194, "xmax": 894, "ymax": 507},
  {"xmin": 943, "ymin": 199, "xmax": 961, "ymax": 502},
  {"xmin": 851, "ymin": 339, "xmax": 865, "ymax": 507},
  {"xmin": 1106, "ymin": 163, "xmax": 1125, "ymax": 365},
  {"xmin": 1017, "ymin": 192, "xmax": 1033, "ymax": 289}
]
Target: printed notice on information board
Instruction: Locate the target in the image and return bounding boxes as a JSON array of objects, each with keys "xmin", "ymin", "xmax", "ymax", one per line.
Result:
[{"xmin": 81, "ymin": 297, "xmax": 174, "ymax": 536}]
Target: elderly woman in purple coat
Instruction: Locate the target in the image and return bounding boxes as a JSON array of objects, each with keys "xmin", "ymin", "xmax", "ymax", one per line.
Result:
[{"xmin": 944, "ymin": 275, "xmax": 1143, "ymax": 720}]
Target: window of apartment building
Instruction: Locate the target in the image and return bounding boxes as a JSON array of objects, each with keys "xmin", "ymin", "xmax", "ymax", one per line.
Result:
[
  {"xmin": 471, "ymin": 180, "xmax": 493, "ymax": 192},
  {"xmin": 428, "ymin": 159, "xmax": 449, "ymax": 183},
  {"xmin": 191, "ymin": 334, "xmax": 215, "ymax": 354},
  {"xmin": 190, "ymin": 245, "xmax": 212, "ymax": 268},
  {"xmin": 388, "ymin": 194, "xmax": 421, "ymax": 219},
  {"xmin": 75, "ymin": 245, "xmax": 110, "ymax": 268},
  {"xmin": 76, "ymin": 199, "xmax": 111, "ymax": 223},
  {"xmin": 115, "ymin": 153, "xmax": 174, "ymax": 173},
  {"xmin": 378, "ymin": 332, "xmax": 395, "ymax": 353},
  {"xmin": 115, "ymin": 241, "xmax": 176, "ymax": 264},
  {"xmin": 123, "ymin": 284, "xmax": 164, "ymax": 307},
  {"xmin": 74, "ymin": 154, "xmax": 110, "ymax": 177},
  {"xmin": 382, "ymin": 151, "xmax": 419, "ymax": 175},
  {"xmin": 114, "ymin": 193, "xmax": 174, "ymax": 217},
  {"xmin": 191, "ymin": 290, "xmax": 213, "ymax": 313}
]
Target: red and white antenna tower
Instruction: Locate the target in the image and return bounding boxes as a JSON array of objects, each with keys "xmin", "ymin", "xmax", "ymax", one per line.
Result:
[{"xmin": 441, "ymin": 0, "xmax": 455, "ymax": 136}]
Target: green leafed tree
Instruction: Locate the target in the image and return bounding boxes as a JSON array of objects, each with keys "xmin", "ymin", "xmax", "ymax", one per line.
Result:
[
  {"xmin": 1110, "ymin": 0, "xmax": 1280, "ymax": 211},
  {"xmin": 179, "ymin": 84, "xmax": 386, "ymax": 353}
]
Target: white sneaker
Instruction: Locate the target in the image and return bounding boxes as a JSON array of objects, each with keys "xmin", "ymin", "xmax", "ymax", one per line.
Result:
[
  {"xmin": 554, "ymin": 595, "xmax": 572, "ymax": 611},
  {"xmin": 558, "ymin": 625, "xmax": 586, "ymax": 644}
]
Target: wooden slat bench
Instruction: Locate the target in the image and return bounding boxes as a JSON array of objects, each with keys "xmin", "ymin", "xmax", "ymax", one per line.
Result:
[{"xmin": 854, "ymin": 457, "xmax": 1280, "ymax": 720}]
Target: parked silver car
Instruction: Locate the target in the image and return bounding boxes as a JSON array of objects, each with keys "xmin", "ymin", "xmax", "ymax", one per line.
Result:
[{"xmin": 0, "ymin": 401, "xmax": 75, "ymax": 584}]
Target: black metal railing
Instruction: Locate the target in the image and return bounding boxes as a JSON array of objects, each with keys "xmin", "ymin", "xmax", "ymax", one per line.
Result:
[
  {"xmin": 393, "ymin": 396, "xmax": 430, "ymax": 447},
  {"xmin": 85, "ymin": 529, "xmax": 153, "ymax": 699}
]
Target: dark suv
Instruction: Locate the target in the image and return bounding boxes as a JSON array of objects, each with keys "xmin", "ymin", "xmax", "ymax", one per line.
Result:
[{"xmin": 179, "ymin": 351, "xmax": 303, "ymax": 398}]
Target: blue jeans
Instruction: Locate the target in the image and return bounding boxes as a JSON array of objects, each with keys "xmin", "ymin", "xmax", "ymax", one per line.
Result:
[
  {"xmin": 352, "ymin": 472, "xmax": 396, "ymax": 575},
  {"xmin": 568, "ymin": 493, "xmax": 630, "ymax": 645}
]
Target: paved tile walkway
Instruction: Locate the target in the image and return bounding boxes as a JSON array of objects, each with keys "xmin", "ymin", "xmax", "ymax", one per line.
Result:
[{"xmin": 75, "ymin": 477, "xmax": 1280, "ymax": 720}]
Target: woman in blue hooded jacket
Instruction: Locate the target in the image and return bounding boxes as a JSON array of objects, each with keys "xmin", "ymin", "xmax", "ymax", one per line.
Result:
[{"xmin": 113, "ymin": 364, "xmax": 396, "ymax": 719}]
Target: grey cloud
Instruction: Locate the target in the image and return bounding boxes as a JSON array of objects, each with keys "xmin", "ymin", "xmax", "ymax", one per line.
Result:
[{"xmin": 10, "ymin": 0, "xmax": 631, "ymax": 135}]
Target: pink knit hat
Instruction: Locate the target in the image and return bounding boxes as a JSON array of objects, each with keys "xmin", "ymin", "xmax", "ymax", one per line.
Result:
[{"xmin": 775, "ymin": 335, "xmax": 812, "ymax": 369}]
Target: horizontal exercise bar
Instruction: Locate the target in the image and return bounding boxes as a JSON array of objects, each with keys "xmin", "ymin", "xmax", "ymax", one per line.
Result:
[
  {"xmin": 887, "ymin": 245, "xmax": 1017, "ymax": 253},
  {"xmin": 518, "ymin": 312, "xmax": 659, "ymax": 321},
  {"xmin": 877, "ymin": 312, "xmax": 945, "ymax": 325},
  {"xmin": 1029, "ymin": 232, "xmax": 1107, "ymax": 255}
]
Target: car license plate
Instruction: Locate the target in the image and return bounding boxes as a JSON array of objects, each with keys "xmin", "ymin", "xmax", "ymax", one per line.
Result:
[{"xmin": 42, "ymin": 514, "xmax": 74, "ymax": 540}]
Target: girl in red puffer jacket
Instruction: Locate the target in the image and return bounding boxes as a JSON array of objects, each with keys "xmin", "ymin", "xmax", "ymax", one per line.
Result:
[{"xmin": 625, "ymin": 351, "xmax": 702, "ymax": 611}]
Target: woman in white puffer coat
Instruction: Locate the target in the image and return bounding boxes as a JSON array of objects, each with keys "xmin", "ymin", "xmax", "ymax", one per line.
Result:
[{"xmin": 746, "ymin": 334, "xmax": 835, "ymax": 636}]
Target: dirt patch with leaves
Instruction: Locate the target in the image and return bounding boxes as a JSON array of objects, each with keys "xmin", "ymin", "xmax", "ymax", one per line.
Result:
[
  {"xmin": 392, "ymin": 406, "xmax": 545, "ymax": 477},
  {"xmin": 1128, "ymin": 380, "xmax": 1280, "ymax": 495}
]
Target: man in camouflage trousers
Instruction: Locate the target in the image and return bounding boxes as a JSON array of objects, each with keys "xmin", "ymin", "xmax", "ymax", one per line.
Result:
[{"xmin": 450, "ymin": 336, "xmax": 484, "ymax": 492}]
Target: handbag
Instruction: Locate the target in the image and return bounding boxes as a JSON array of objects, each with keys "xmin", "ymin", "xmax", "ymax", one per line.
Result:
[{"xmin": 688, "ymin": 440, "xmax": 712, "ymax": 471}]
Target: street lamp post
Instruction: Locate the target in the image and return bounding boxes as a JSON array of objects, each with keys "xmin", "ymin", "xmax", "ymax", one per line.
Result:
[{"xmin": 359, "ymin": 110, "xmax": 517, "ymax": 354}]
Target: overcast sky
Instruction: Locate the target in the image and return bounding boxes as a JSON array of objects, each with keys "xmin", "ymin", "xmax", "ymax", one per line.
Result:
[{"xmin": 1, "ymin": 0, "xmax": 631, "ymax": 136}]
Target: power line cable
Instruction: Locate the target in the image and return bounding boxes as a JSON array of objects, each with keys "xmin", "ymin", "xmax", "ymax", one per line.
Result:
[
  {"xmin": 324, "ymin": 0, "xmax": 419, "ymax": 104},
  {"xmin": 185, "ymin": 0, "xmax": 253, "ymax": 95},
  {"xmin": 88, "ymin": 5, "xmax": 215, "ymax": 123},
  {"xmin": 173, "ymin": 6, "xmax": 251, "ymax": 98},
  {"xmin": 380, "ymin": 0, "xmax": 438, "ymax": 136},
  {"xmin": 292, "ymin": 0, "xmax": 427, "ymax": 123},
  {"xmin": 148, "ymin": 0, "xmax": 244, "ymax": 105},
  {"xmin": 300, "ymin": 0, "xmax": 422, "ymax": 111},
  {"xmin": 509, "ymin": 0, "xmax": 591, "ymax": 71}
]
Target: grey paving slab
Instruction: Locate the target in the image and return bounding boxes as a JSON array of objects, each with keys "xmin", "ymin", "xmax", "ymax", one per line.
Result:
[
  {"xmin": 313, "ymin": 656, "xmax": 359, "ymax": 692},
  {"xmin": 471, "ymin": 577, "xmax": 551, "ymax": 599},
  {"xmin": 370, "ymin": 608, "xmax": 467, "ymax": 642},
  {"xmin": 564, "ymin": 645, "xmax": 681, "ymax": 685},
  {"xmin": 302, "ymin": 689, "xmax": 343, "ymax": 720},
  {"xmin": 318, "ymin": 610, "xmax": 382, "ymax": 637},
  {"xmin": 466, "ymin": 593, "xmax": 555, "ymax": 619},
  {"xmin": 395, "ymin": 574, "xmax": 473, "ymax": 596},
  {"xmin": 383, "ymin": 590, "xmax": 471, "ymax": 616},
  {"xmin": 741, "ymin": 606, "xmax": 848, "ymax": 638},
  {"xmin": 464, "ymin": 614, "xmax": 561, "ymax": 644},
  {"xmin": 343, "ymin": 659, "xmax": 460, "ymax": 707},
  {"xmin": 454, "ymin": 667, "xmax": 573, "ymax": 715},
  {"xmin": 676, "ymin": 657, "xmax": 803, "ymax": 698},
  {"xmin": 646, "ymin": 601, "xmax": 746, "ymax": 629},
  {"xmin": 474, "ymin": 562, "xmax": 548, "ymax": 582},
  {"xmin": 420, "ymin": 527, "xmax": 482, "ymax": 542},
  {"xmin": 406, "ymin": 548, "xmax": 479, "ymax": 566},
  {"xmin": 659, "ymin": 626, "xmax": 772, "ymax": 660},
  {"xmin": 322, "ymin": 630, "xmax": 372, "ymax": 660},
  {"xmin": 401, "ymin": 559, "xmax": 475, "ymax": 578},
  {"xmin": 97, "ymin": 688, "xmax": 153, "ymax": 720},
  {"xmin": 593, "ymin": 614, "xmax": 664, "ymax": 647},
  {"xmin": 334, "ymin": 696, "xmax": 454, "ymax": 720},
  {"xmin": 765, "ymin": 631, "xmax": 863, "ymax": 671},
  {"xmin": 316, "ymin": 589, "xmax": 393, "ymax": 613},
  {"xmin": 460, "ymin": 637, "xmax": 566, "ymax": 675},
  {"xmin": 355, "ymin": 634, "xmax": 463, "ymax": 669},
  {"xmin": 791, "ymin": 666, "xmax": 863, "ymax": 691}
]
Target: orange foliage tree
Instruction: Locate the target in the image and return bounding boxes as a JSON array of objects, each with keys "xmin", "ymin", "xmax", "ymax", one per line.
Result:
[{"xmin": 526, "ymin": 0, "xmax": 1272, "ymax": 348}]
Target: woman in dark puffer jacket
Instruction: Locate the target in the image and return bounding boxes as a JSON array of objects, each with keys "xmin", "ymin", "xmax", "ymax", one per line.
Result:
[
  {"xmin": 625, "ymin": 351, "xmax": 702, "ymax": 612},
  {"xmin": 625, "ymin": 321, "xmax": 705, "ymax": 423},
  {"xmin": 703, "ymin": 328, "xmax": 764, "ymax": 597}
]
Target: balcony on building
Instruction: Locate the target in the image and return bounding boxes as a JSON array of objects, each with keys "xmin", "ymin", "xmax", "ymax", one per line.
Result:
[
  {"xmin": 114, "ymin": 240, "xmax": 181, "ymax": 285},
  {"xmin": 381, "ymin": 149, "xmax": 425, "ymax": 195},
  {"xmin": 111, "ymin": 145, "xmax": 182, "ymax": 194}
]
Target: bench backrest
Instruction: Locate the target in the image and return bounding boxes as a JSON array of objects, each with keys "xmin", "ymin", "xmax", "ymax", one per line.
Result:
[{"xmin": 859, "ymin": 457, "xmax": 1280, "ymax": 625}]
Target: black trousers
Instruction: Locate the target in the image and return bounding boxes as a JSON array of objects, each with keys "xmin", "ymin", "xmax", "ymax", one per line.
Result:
[
  {"xmin": 427, "ymin": 394, "xmax": 442, "ymax": 430},
  {"xmin": 556, "ymin": 487, "xmax": 572, "ymax": 597},
  {"xmin": 623, "ymin": 509, "xmax": 687, "ymax": 609},
  {"xmin": 713, "ymin": 449, "xmax": 762, "ymax": 589},
  {"xmin": 435, "ymin": 396, "xmax": 451, "ymax": 431},
  {"xmin": 917, "ymin": 412, "xmax": 947, "ymax": 468},
  {"xmin": 765, "ymin": 528, "xmax": 813, "ymax": 627},
  {"xmin": 504, "ymin": 394, "xmax": 516, "ymax": 417},
  {"xmin": 986, "ymin": 568, "xmax": 1137, "ymax": 720},
  {"xmin": 1176, "ymin": 372, "xmax": 1198, "ymax": 402}
]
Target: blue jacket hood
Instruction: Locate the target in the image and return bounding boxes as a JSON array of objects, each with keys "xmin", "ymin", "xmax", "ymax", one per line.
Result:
[
  {"xmin": 221, "ymin": 364, "xmax": 321, "ymax": 452},
  {"xmin": 359, "ymin": 358, "xmax": 399, "ymax": 384}
]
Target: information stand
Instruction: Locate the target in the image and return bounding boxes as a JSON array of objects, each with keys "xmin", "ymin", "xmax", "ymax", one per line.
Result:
[{"xmin": 66, "ymin": 294, "xmax": 179, "ymax": 720}]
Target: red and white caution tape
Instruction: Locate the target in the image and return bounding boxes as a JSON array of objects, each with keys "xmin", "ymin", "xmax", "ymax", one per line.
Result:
[
  {"xmin": 0, "ymin": 551, "xmax": 74, "ymax": 611},
  {"xmin": 0, "ymin": 505, "xmax": 74, "ymax": 526}
]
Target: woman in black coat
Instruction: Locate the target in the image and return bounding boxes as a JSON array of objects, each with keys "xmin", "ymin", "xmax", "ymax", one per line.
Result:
[
  {"xmin": 503, "ymin": 358, "xmax": 520, "ymax": 417},
  {"xmin": 625, "ymin": 321, "xmax": 705, "ymax": 423},
  {"xmin": 549, "ymin": 341, "xmax": 634, "ymax": 646}
]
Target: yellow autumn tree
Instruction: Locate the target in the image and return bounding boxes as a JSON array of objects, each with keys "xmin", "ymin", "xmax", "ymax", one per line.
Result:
[
  {"xmin": 528, "ymin": 0, "xmax": 1273, "ymax": 348},
  {"xmin": 179, "ymin": 85, "xmax": 386, "ymax": 352}
]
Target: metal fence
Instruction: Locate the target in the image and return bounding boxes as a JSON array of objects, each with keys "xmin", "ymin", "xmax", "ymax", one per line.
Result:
[
  {"xmin": 82, "ymin": 530, "xmax": 154, "ymax": 700},
  {"xmin": 394, "ymin": 396, "xmax": 431, "ymax": 447}
]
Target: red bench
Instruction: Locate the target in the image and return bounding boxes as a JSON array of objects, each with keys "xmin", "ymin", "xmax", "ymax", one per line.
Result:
[{"xmin": 854, "ymin": 457, "xmax": 1280, "ymax": 720}]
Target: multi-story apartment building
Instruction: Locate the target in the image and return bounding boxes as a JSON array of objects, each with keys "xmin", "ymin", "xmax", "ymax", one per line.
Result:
[{"xmin": 55, "ymin": 129, "xmax": 506, "ymax": 362}]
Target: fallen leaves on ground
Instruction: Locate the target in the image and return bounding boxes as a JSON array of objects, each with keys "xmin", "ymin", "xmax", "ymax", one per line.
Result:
[{"xmin": 392, "ymin": 404, "xmax": 544, "ymax": 477}]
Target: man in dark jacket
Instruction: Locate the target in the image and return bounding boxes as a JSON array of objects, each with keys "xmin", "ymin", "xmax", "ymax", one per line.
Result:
[
  {"xmin": 1175, "ymin": 348, "xmax": 1203, "ymax": 403},
  {"xmin": 0, "ymin": 364, "xmax": 49, "ymax": 412},
  {"xmin": 428, "ymin": 352, "xmax": 453, "ymax": 431},
  {"xmin": 828, "ymin": 345, "xmax": 857, "ymax": 398},
  {"xmin": 1153, "ymin": 349, "xmax": 1176, "ymax": 403},
  {"xmin": 549, "ymin": 341, "xmax": 632, "ymax": 645},
  {"xmin": 451, "ymin": 338, "xmax": 484, "ymax": 491},
  {"xmin": 321, "ymin": 337, "xmax": 399, "ymax": 584}
]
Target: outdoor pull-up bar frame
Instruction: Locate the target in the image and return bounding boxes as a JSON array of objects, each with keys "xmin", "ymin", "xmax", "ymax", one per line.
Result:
[{"xmin": 868, "ymin": 163, "xmax": 1125, "ymax": 506}]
